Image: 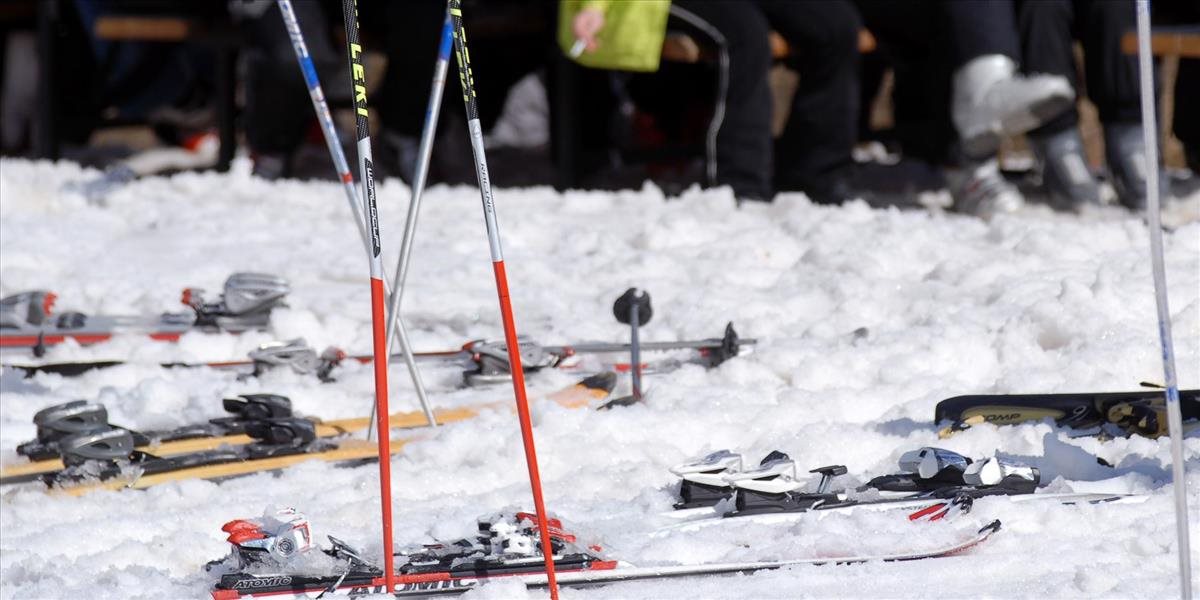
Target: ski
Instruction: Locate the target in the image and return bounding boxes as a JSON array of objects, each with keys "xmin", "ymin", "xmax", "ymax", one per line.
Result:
[
  {"xmin": 935, "ymin": 387, "xmax": 1200, "ymax": 438},
  {"xmin": 0, "ymin": 373, "xmax": 616, "ymax": 486},
  {"xmin": 0, "ymin": 273, "xmax": 289, "ymax": 354},
  {"xmin": 658, "ymin": 447, "xmax": 1141, "ymax": 531},
  {"xmin": 206, "ymin": 508, "xmax": 1001, "ymax": 599},
  {"xmin": 3, "ymin": 322, "xmax": 755, "ymax": 383}
]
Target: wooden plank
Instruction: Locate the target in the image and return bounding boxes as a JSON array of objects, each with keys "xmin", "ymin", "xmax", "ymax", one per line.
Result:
[
  {"xmin": 94, "ymin": 16, "xmax": 196, "ymax": 42},
  {"xmin": 1121, "ymin": 30, "xmax": 1200, "ymax": 58},
  {"xmin": 663, "ymin": 29, "xmax": 877, "ymax": 65}
]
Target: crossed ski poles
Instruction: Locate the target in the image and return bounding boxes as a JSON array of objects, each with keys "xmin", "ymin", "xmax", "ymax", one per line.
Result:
[
  {"xmin": 276, "ymin": 0, "xmax": 443, "ymax": 432},
  {"xmin": 287, "ymin": 0, "xmax": 562, "ymax": 594}
]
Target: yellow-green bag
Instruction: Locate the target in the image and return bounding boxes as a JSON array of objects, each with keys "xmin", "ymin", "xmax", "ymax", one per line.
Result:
[{"xmin": 558, "ymin": 0, "xmax": 671, "ymax": 72}]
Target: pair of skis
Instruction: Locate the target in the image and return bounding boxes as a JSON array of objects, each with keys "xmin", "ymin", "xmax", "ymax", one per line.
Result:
[
  {"xmin": 2, "ymin": 323, "xmax": 754, "ymax": 384},
  {"xmin": 0, "ymin": 374, "xmax": 616, "ymax": 492},
  {"xmin": 205, "ymin": 507, "xmax": 1002, "ymax": 599},
  {"xmin": 0, "ymin": 273, "xmax": 289, "ymax": 354},
  {"xmin": 661, "ymin": 446, "xmax": 1141, "ymax": 531}
]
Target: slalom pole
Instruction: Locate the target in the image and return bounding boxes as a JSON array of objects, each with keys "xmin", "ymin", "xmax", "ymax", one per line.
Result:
[
  {"xmin": 276, "ymin": 0, "xmax": 435, "ymax": 430},
  {"xmin": 368, "ymin": 7, "xmax": 455, "ymax": 439},
  {"xmin": 339, "ymin": 0, "xmax": 394, "ymax": 589},
  {"xmin": 1134, "ymin": 3, "xmax": 1191, "ymax": 598},
  {"xmin": 446, "ymin": 1, "xmax": 559, "ymax": 596}
]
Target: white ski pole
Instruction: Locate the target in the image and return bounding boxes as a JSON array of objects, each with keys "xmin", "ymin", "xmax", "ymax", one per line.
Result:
[{"xmin": 1134, "ymin": 3, "xmax": 1191, "ymax": 598}]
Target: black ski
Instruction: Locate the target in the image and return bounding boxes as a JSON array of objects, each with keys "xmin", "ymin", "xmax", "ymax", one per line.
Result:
[{"xmin": 935, "ymin": 386, "xmax": 1200, "ymax": 438}]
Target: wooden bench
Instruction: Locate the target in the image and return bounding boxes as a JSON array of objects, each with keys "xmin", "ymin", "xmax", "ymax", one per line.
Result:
[
  {"xmin": 35, "ymin": 5, "xmax": 239, "ymax": 171},
  {"xmin": 1120, "ymin": 27, "xmax": 1200, "ymax": 58},
  {"xmin": 660, "ymin": 29, "xmax": 876, "ymax": 64}
]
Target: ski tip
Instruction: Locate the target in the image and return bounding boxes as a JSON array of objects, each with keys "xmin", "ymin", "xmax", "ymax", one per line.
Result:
[
  {"xmin": 579, "ymin": 371, "xmax": 618, "ymax": 394},
  {"xmin": 979, "ymin": 519, "xmax": 1002, "ymax": 535}
]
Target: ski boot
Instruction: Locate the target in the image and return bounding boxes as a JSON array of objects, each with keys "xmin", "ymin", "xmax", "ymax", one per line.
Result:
[
  {"xmin": 1029, "ymin": 127, "xmax": 1102, "ymax": 211},
  {"xmin": 945, "ymin": 157, "xmax": 1026, "ymax": 220},
  {"xmin": 1104, "ymin": 123, "xmax": 1168, "ymax": 211},
  {"xmin": 951, "ymin": 54, "xmax": 1074, "ymax": 158}
]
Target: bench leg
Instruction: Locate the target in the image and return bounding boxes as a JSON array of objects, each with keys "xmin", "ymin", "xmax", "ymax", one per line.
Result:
[{"xmin": 215, "ymin": 45, "xmax": 237, "ymax": 172}]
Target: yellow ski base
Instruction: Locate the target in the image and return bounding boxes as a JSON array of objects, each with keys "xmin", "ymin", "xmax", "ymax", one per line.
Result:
[
  {"xmin": 10, "ymin": 374, "xmax": 615, "ymax": 492},
  {"xmin": 57, "ymin": 438, "xmax": 413, "ymax": 496}
]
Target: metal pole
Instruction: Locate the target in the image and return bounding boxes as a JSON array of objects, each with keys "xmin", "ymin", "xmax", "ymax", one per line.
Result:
[
  {"xmin": 368, "ymin": 8, "xmax": 454, "ymax": 438},
  {"xmin": 276, "ymin": 0, "xmax": 434, "ymax": 428},
  {"xmin": 339, "ymin": 0, "xmax": 395, "ymax": 588},
  {"xmin": 447, "ymin": 1, "xmax": 559, "ymax": 595},
  {"xmin": 629, "ymin": 295, "xmax": 643, "ymax": 401},
  {"xmin": 1134, "ymin": 3, "xmax": 1191, "ymax": 598}
]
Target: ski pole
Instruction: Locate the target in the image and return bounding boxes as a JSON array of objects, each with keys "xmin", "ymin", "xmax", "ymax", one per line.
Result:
[
  {"xmin": 1134, "ymin": 3, "xmax": 1191, "ymax": 598},
  {"xmin": 613, "ymin": 288, "xmax": 651, "ymax": 401},
  {"xmin": 276, "ymin": 0, "xmax": 435, "ymax": 431},
  {"xmin": 446, "ymin": 1, "xmax": 559, "ymax": 596},
  {"xmin": 368, "ymin": 7, "xmax": 454, "ymax": 440},
  {"xmin": 338, "ymin": 0, "xmax": 395, "ymax": 589}
]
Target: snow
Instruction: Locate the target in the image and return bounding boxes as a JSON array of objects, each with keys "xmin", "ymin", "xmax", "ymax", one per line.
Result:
[{"xmin": 1, "ymin": 157, "xmax": 1198, "ymax": 599}]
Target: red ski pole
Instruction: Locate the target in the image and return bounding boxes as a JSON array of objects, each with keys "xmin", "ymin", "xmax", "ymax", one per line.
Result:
[
  {"xmin": 447, "ymin": 1, "xmax": 559, "ymax": 596},
  {"xmin": 339, "ymin": 0, "xmax": 394, "ymax": 589}
]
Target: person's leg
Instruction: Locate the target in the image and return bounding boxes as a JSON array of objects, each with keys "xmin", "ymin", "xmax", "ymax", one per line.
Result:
[
  {"xmin": 1017, "ymin": 0, "xmax": 1101, "ymax": 210},
  {"xmin": 759, "ymin": 0, "xmax": 861, "ymax": 203},
  {"xmin": 855, "ymin": 0, "xmax": 955, "ymax": 165},
  {"xmin": 378, "ymin": 0, "xmax": 447, "ymax": 140},
  {"xmin": 1079, "ymin": 0, "xmax": 1140, "ymax": 126},
  {"xmin": 945, "ymin": 0, "xmax": 1074, "ymax": 159},
  {"xmin": 671, "ymin": 0, "xmax": 773, "ymax": 201},
  {"xmin": 1077, "ymin": 0, "xmax": 1157, "ymax": 208},
  {"xmin": 1018, "ymin": 0, "xmax": 1080, "ymax": 133},
  {"xmin": 1176, "ymin": 59, "xmax": 1200, "ymax": 171},
  {"xmin": 243, "ymin": 0, "xmax": 346, "ymax": 177}
]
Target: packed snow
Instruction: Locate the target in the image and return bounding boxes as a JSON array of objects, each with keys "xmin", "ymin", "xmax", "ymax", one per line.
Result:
[{"xmin": 1, "ymin": 157, "xmax": 1198, "ymax": 599}]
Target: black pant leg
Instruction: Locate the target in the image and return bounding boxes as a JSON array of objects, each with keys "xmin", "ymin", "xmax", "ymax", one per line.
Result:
[
  {"xmin": 758, "ymin": 0, "xmax": 861, "ymax": 186},
  {"xmin": 1176, "ymin": 59, "xmax": 1200, "ymax": 158},
  {"xmin": 243, "ymin": 1, "xmax": 345, "ymax": 156},
  {"xmin": 378, "ymin": 0, "xmax": 446, "ymax": 138},
  {"xmin": 1018, "ymin": 0, "xmax": 1080, "ymax": 134},
  {"xmin": 855, "ymin": 0, "xmax": 956, "ymax": 164},
  {"xmin": 942, "ymin": 0, "xmax": 1020, "ymax": 66},
  {"xmin": 671, "ymin": 0, "xmax": 773, "ymax": 200},
  {"xmin": 1078, "ymin": 0, "xmax": 1140, "ymax": 125}
]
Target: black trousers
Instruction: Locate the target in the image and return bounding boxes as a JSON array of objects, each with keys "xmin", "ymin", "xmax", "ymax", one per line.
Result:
[
  {"xmin": 672, "ymin": 0, "xmax": 861, "ymax": 199},
  {"xmin": 1017, "ymin": 0, "xmax": 1141, "ymax": 134},
  {"xmin": 857, "ymin": 0, "xmax": 1022, "ymax": 164},
  {"xmin": 378, "ymin": 0, "xmax": 550, "ymax": 138},
  {"xmin": 242, "ymin": 0, "xmax": 348, "ymax": 156}
]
